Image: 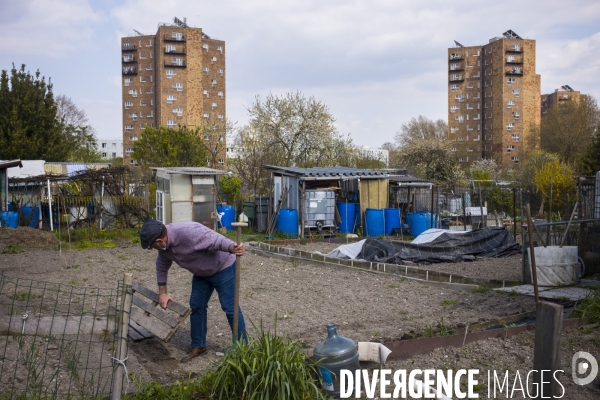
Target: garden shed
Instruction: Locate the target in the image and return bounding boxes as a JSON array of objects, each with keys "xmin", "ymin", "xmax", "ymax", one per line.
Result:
[
  {"xmin": 262, "ymin": 165, "xmax": 391, "ymax": 237},
  {"xmin": 153, "ymin": 167, "xmax": 227, "ymax": 229},
  {"xmin": 0, "ymin": 160, "xmax": 23, "ymax": 211}
]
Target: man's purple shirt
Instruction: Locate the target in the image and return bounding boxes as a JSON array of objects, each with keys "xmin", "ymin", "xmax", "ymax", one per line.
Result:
[{"xmin": 155, "ymin": 221, "xmax": 236, "ymax": 286}]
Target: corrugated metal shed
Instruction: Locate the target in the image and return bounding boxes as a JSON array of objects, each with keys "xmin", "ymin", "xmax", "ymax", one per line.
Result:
[
  {"xmin": 152, "ymin": 167, "xmax": 228, "ymax": 176},
  {"xmin": 263, "ymin": 165, "xmax": 388, "ymax": 179}
]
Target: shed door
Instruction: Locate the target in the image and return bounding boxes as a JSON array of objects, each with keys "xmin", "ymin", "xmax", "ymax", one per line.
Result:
[
  {"xmin": 170, "ymin": 174, "xmax": 192, "ymax": 222},
  {"xmin": 358, "ymin": 179, "xmax": 389, "ymax": 226},
  {"xmin": 192, "ymin": 176, "xmax": 215, "ymax": 229}
]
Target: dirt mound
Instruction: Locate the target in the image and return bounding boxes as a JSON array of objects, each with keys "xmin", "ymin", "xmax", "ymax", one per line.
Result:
[{"xmin": 0, "ymin": 227, "xmax": 59, "ymax": 251}]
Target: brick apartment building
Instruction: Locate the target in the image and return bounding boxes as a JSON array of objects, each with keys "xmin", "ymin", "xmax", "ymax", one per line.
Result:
[
  {"xmin": 121, "ymin": 18, "xmax": 226, "ymax": 166},
  {"xmin": 447, "ymin": 30, "xmax": 541, "ymax": 170},
  {"xmin": 541, "ymin": 85, "xmax": 584, "ymax": 117}
]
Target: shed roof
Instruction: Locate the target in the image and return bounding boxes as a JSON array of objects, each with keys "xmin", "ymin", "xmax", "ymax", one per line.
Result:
[
  {"xmin": 152, "ymin": 167, "xmax": 228, "ymax": 176},
  {"xmin": 0, "ymin": 160, "xmax": 23, "ymax": 169},
  {"xmin": 262, "ymin": 165, "xmax": 388, "ymax": 179}
]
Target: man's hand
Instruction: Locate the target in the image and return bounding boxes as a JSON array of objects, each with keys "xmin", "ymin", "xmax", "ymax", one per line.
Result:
[
  {"xmin": 229, "ymin": 243, "xmax": 245, "ymax": 256},
  {"xmin": 158, "ymin": 286, "xmax": 174, "ymax": 310}
]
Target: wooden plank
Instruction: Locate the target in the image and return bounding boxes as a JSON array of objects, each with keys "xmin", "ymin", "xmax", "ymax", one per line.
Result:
[
  {"xmin": 0, "ymin": 315, "xmax": 116, "ymax": 336},
  {"xmin": 129, "ymin": 307, "xmax": 172, "ymax": 341},
  {"xmin": 165, "ymin": 308, "xmax": 191, "ymax": 342},
  {"xmin": 128, "ymin": 327, "xmax": 144, "ymax": 341},
  {"xmin": 132, "ymin": 282, "xmax": 189, "ymax": 316},
  {"xmin": 129, "ymin": 319, "xmax": 154, "ymax": 339},
  {"xmin": 132, "ymin": 296, "xmax": 180, "ymax": 328},
  {"xmin": 533, "ymin": 301, "xmax": 563, "ymax": 397}
]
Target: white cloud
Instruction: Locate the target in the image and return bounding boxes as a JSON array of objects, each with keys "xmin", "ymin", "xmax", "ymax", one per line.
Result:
[{"xmin": 0, "ymin": 0, "xmax": 103, "ymax": 56}]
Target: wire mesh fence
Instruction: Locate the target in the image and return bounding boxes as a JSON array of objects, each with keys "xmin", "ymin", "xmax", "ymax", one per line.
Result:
[{"xmin": 0, "ymin": 273, "xmax": 125, "ymax": 399}]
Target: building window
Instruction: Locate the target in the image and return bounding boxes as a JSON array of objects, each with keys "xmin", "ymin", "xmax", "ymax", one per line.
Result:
[
  {"xmin": 203, "ymin": 90, "xmax": 209, "ymax": 97},
  {"xmin": 511, "ymin": 67, "xmax": 522, "ymax": 74},
  {"xmin": 204, "ymin": 113, "xmax": 210, "ymax": 118},
  {"xmin": 203, "ymin": 66, "xmax": 209, "ymax": 74},
  {"xmin": 129, "ymin": 136, "xmax": 138, "ymax": 141},
  {"xmin": 123, "ymin": 54, "xmax": 133, "ymax": 62},
  {"xmin": 455, "ymin": 116, "xmax": 464, "ymax": 123},
  {"xmin": 212, "ymin": 102, "xmax": 217, "ymax": 108},
  {"xmin": 128, "ymin": 90, "xmax": 137, "ymax": 98},
  {"xmin": 507, "ymin": 77, "xmax": 515, "ymax": 85},
  {"xmin": 167, "ymin": 95, "xmax": 177, "ymax": 104},
  {"xmin": 218, "ymin": 68, "xmax": 224, "ymax": 76},
  {"xmin": 125, "ymin": 148, "xmax": 133, "ymax": 156},
  {"xmin": 125, "ymin": 124, "xmax": 134, "ymax": 131},
  {"xmin": 124, "ymin": 78, "xmax": 132, "ymax": 86},
  {"xmin": 512, "ymin": 89, "xmax": 520, "ymax": 96},
  {"xmin": 173, "ymin": 107, "xmax": 183, "ymax": 116},
  {"xmin": 218, "ymin": 91, "xmax": 224, "ymax": 98},
  {"xmin": 512, "ymin": 134, "xmax": 520, "ymax": 142},
  {"xmin": 165, "ymin": 45, "xmax": 176, "ymax": 53},
  {"xmin": 512, "ymin": 156, "xmax": 519, "ymax": 163},
  {"xmin": 450, "ymin": 105, "xmax": 459, "ymax": 113},
  {"xmin": 211, "ymin": 79, "xmax": 217, "ymax": 86},
  {"xmin": 102, "ymin": 152, "xmax": 107, "ymax": 158},
  {"xmin": 450, "ymin": 74, "xmax": 462, "ymax": 81},
  {"xmin": 211, "ymin": 56, "xmax": 217, "ymax": 63},
  {"xmin": 450, "ymin": 84, "xmax": 459, "ymax": 91},
  {"xmin": 459, "ymin": 157, "xmax": 464, "ymax": 163},
  {"xmin": 507, "ymin": 55, "xmax": 516, "ymax": 62},
  {"xmin": 218, "ymin": 114, "xmax": 224, "ymax": 120},
  {"xmin": 172, "ymin": 32, "xmax": 183, "ymax": 40},
  {"xmin": 167, "ymin": 120, "xmax": 177, "ymax": 127},
  {"xmin": 455, "ymin": 94, "xmax": 464, "ymax": 102},
  {"xmin": 218, "ymin": 159, "xmax": 224, "ymax": 165},
  {"xmin": 129, "ymin": 113, "xmax": 138, "ymax": 121},
  {"xmin": 452, "ymin": 147, "xmax": 458, "ymax": 152},
  {"xmin": 512, "ymin": 44, "xmax": 520, "ymax": 51},
  {"xmin": 506, "ymin": 145, "xmax": 515, "ymax": 153},
  {"xmin": 166, "ymin": 70, "xmax": 176, "ymax": 78},
  {"xmin": 512, "ymin": 111, "xmax": 520, "ymax": 119},
  {"xmin": 450, "ymin": 52, "xmax": 460, "ymax": 60},
  {"xmin": 507, "ymin": 100, "xmax": 515, "ymax": 108},
  {"xmin": 124, "ymin": 101, "xmax": 133, "ymax": 109},
  {"xmin": 217, "ymin": 45, "xmax": 223, "ymax": 53},
  {"xmin": 450, "ymin": 127, "xmax": 458, "ymax": 133},
  {"xmin": 101, "ymin": 143, "xmax": 107, "ymax": 148},
  {"xmin": 450, "ymin": 63, "xmax": 460, "ymax": 70},
  {"xmin": 173, "ymin": 82, "xmax": 183, "ymax": 91},
  {"xmin": 202, "ymin": 43, "xmax": 209, "ymax": 51},
  {"xmin": 172, "ymin": 57, "xmax": 183, "ymax": 66}
]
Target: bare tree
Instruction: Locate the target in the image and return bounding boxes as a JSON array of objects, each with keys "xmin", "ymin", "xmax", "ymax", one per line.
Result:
[
  {"xmin": 55, "ymin": 94, "xmax": 101, "ymax": 161},
  {"xmin": 200, "ymin": 116, "xmax": 235, "ymax": 170}
]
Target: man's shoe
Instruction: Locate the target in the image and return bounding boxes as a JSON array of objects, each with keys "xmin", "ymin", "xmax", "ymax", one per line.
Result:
[{"xmin": 180, "ymin": 347, "xmax": 207, "ymax": 363}]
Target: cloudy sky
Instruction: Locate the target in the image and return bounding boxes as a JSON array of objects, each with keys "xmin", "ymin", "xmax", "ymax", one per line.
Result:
[{"xmin": 1, "ymin": 0, "xmax": 599, "ymax": 148}]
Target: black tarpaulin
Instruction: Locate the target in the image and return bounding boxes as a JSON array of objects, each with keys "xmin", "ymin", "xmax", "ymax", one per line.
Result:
[{"xmin": 357, "ymin": 227, "xmax": 521, "ymax": 264}]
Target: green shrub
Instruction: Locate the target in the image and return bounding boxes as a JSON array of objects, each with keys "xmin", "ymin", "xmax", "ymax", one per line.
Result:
[{"xmin": 572, "ymin": 288, "xmax": 600, "ymax": 324}]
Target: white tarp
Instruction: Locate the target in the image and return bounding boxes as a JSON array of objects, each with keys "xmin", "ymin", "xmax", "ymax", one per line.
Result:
[
  {"xmin": 411, "ymin": 228, "xmax": 471, "ymax": 244},
  {"xmin": 325, "ymin": 239, "xmax": 366, "ymax": 259}
]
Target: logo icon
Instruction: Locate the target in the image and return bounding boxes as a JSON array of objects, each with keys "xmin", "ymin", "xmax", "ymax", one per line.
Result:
[{"xmin": 572, "ymin": 351, "xmax": 598, "ymax": 386}]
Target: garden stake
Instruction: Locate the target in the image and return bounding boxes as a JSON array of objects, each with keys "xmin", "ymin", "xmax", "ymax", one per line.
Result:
[
  {"xmin": 526, "ymin": 204, "xmax": 540, "ymax": 303},
  {"xmin": 231, "ymin": 222, "xmax": 248, "ymax": 344}
]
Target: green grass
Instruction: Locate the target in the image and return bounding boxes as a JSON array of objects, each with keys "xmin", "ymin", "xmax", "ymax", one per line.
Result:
[
  {"xmin": 9, "ymin": 291, "xmax": 39, "ymax": 301},
  {"xmin": 441, "ymin": 299, "xmax": 458, "ymax": 306},
  {"xmin": 423, "ymin": 318, "xmax": 454, "ymax": 338},
  {"xmin": 54, "ymin": 226, "xmax": 140, "ymax": 245},
  {"xmin": 572, "ymin": 288, "xmax": 600, "ymax": 324},
  {"xmin": 2, "ymin": 244, "xmax": 24, "ymax": 254},
  {"xmin": 470, "ymin": 286, "xmax": 491, "ymax": 294}
]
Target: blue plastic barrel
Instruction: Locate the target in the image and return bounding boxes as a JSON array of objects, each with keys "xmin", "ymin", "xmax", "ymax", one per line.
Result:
[
  {"xmin": 354, "ymin": 204, "xmax": 361, "ymax": 233},
  {"xmin": 336, "ymin": 202, "xmax": 356, "ymax": 234},
  {"xmin": 276, "ymin": 208, "xmax": 298, "ymax": 237},
  {"xmin": 425, "ymin": 212, "xmax": 438, "ymax": 229},
  {"xmin": 384, "ymin": 208, "xmax": 401, "ymax": 236},
  {"xmin": 364, "ymin": 208, "xmax": 385, "ymax": 237},
  {"xmin": 406, "ymin": 212, "xmax": 427, "ymax": 236},
  {"xmin": 217, "ymin": 205, "xmax": 235, "ymax": 230},
  {"xmin": 21, "ymin": 206, "xmax": 40, "ymax": 228},
  {"xmin": 0, "ymin": 211, "xmax": 18, "ymax": 229}
]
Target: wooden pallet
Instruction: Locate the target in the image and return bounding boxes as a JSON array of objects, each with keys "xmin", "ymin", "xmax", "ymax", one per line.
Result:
[{"xmin": 128, "ymin": 282, "xmax": 192, "ymax": 342}]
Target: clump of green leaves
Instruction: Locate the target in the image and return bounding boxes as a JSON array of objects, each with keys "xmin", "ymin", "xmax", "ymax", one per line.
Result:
[
  {"xmin": 2, "ymin": 244, "xmax": 24, "ymax": 254},
  {"xmin": 572, "ymin": 288, "xmax": 600, "ymax": 324},
  {"xmin": 470, "ymin": 286, "xmax": 491, "ymax": 294},
  {"xmin": 201, "ymin": 321, "xmax": 327, "ymax": 400},
  {"xmin": 441, "ymin": 299, "xmax": 458, "ymax": 307},
  {"xmin": 423, "ymin": 318, "xmax": 454, "ymax": 338}
]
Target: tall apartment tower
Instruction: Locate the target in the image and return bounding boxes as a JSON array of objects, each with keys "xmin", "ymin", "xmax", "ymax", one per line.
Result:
[
  {"xmin": 448, "ymin": 30, "xmax": 540, "ymax": 169},
  {"xmin": 121, "ymin": 19, "xmax": 226, "ymax": 166},
  {"xmin": 541, "ymin": 85, "xmax": 583, "ymax": 117}
]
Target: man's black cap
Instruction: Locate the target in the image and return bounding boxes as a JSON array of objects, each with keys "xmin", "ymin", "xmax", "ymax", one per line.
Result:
[{"xmin": 140, "ymin": 220, "xmax": 165, "ymax": 249}]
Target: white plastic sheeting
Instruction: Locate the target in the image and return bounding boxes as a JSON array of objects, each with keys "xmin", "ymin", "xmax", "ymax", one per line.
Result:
[
  {"xmin": 527, "ymin": 246, "xmax": 579, "ymax": 286},
  {"xmin": 325, "ymin": 239, "xmax": 366, "ymax": 259}
]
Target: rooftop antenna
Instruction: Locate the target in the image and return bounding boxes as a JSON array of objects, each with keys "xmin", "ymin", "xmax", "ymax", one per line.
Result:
[
  {"xmin": 454, "ymin": 40, "xmax": 464, "ymax": 48},
  {"xmin": 173, "ymin": 17, "xmax": 187, "ymax": 27},
  {"xmin": 133, "ymin": 29, "xmax": 144, "ymax": 36},
  {"xmin": 503, "ymin": 29, "xmax": 522, "ymax": 40}
]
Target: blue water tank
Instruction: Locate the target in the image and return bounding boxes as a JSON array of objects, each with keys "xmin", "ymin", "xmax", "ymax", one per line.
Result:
[
  {"xmin": 21, "ymin": 206, "xmax": 40, "ymax": 228},
  {"xmin": 276, "ymin": 208, "xmax": 298, "ymax": 237},
  {"xmin": 1, "ymin": 211, "xmax": 18, "ymax": 229},
  {"xmin": 384, "ymin": 208, "xmax": 401, "ymax": 235},
  {"xmin": 406, "ymin": 212, "xmax": 427, "ymax": 236},
  {"xmin": 336, "ymin": 202, "xmax": 356, "ymax": 234},
  {"xmin": 425, "ymin": 212, "xmax": 439, "ymax": 230},
  {"xmin": 364, "ymin": 208, "xmax": 384, "ymax": 237},
  {"xmin": 217, "ymin": 205, "xmax": 235, "ymax": 230}
]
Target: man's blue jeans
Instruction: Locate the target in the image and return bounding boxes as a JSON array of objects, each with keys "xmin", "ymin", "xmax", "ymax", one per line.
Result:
[{"xmin": 189, "ymin": 262, "xmax": 247, "ymax": 348}]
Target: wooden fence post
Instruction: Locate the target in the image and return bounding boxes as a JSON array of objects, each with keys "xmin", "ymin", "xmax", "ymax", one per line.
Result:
[
  {"xmin": 533, "ymin": 301, "xmax": 563, "ymax": 398},
  {"xmin": 111, "ymin": 273, "xmax": 133, "ymax": 400}
]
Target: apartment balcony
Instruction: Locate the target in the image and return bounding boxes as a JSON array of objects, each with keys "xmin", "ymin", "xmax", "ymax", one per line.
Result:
[
  {"xmin": 505, "ymin": 48, "xmax": 523, "ymax": 53},
  {"xmin": 505, "ymin": 60, "xmax": 523, "ymax": 65},
  {"xmin": 164, "ymin": 61, "xmax": 187, "ymax": 68},
  {"xmin": 505, "ymin": 70, "xmax": 523, "ymax": 76},
  {"xmin": 449, "ymin": 76, "xmax": 464, "ymax": 82},
  {"xmin": 164, "ymin": 34, "xmax": 186, "ymax": 42},
  {"xmin": 122, "ymin": 57, "xmax": 137, "ymax": 63},
  {"xmin": 165, "ymin": 47, "xmax": 187, "ymax": 55},
  {"xmin": 449, "ymin": 67, "xmax": 464, "ymax": 72},
  {"xmin": 122, "ymin": 44, "xmax": 136, "ymax": 52},
  {"xmin": 122, "ymin": 67, "xmax": 137, "ymax": 75},
  {"xmin": 449, "ymin": 56, "xmax": 464, "ymax": 61}
]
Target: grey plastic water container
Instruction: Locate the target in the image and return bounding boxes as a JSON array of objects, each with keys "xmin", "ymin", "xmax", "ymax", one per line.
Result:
[{"xmin": 313, "ymin": 323, "xmax": 360, "ymax": 397}]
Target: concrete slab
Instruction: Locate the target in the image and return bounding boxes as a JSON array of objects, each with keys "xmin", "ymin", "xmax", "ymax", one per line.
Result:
[{"xmin": 495, "ymin": 284, "xmax": 592, "ymax": 301}]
